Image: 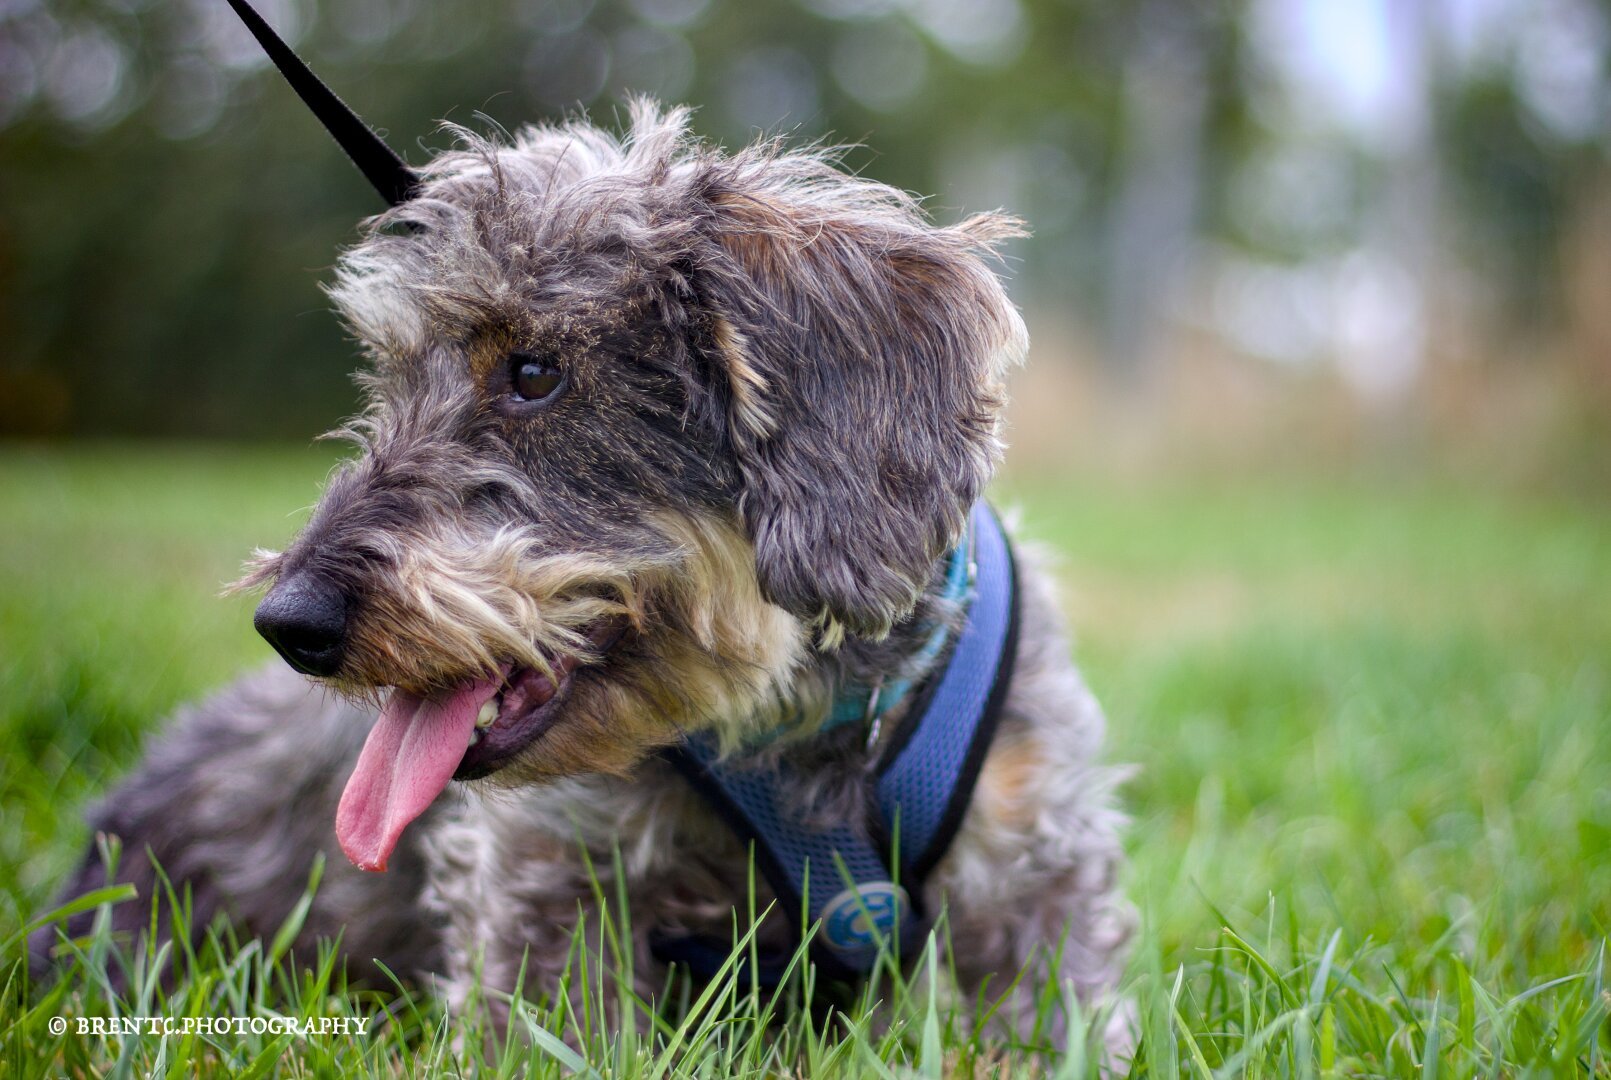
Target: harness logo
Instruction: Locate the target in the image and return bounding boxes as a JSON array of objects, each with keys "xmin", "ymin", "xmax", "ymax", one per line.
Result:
[{"xmin": 820, "ymin": 881, "xmax": 910, "ymax": 955}]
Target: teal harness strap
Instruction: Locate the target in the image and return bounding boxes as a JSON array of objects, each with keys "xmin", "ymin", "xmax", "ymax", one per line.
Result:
[
  {"xmin": 654, "ymin": 502, "xmax": 1019, "ymax": 983},
  {"xmin": 825, "ymin": 532, "xmax": 975, "ymax": 732}
]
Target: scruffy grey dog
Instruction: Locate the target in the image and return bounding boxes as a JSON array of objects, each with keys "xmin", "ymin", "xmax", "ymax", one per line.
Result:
[{"xmin": 36, "ymin": 102, "xmax": 1132, "ymax": 1046}]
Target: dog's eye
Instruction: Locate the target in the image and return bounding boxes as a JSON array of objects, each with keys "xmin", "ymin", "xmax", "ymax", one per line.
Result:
[{"xmin": 509, "ymin": 355, "xmax": 563, "ymax": 402}]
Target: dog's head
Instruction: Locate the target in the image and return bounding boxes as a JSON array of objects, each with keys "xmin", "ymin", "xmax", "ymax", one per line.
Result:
[{"xmin": 241, "ymin": 103, "xmax": 1025, "ymax": 869}]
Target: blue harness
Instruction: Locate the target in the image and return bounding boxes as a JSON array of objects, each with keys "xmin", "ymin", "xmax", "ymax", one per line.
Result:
[{"xmin": 654, "ymin": 502, "xmax": 1019, "ymax": 983}]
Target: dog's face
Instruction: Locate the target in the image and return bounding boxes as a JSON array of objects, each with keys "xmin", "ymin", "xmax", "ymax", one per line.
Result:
[{"xmin": 242, "ymin": 103, "xmax": 1025, "ymax": 869}]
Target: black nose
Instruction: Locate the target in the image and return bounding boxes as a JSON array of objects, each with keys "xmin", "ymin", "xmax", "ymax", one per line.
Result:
[{"xmin": 254, "ymin": 573, "xmax": 349, "ymax": 677}]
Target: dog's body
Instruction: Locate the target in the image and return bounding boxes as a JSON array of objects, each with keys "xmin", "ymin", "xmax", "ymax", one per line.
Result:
[{"xmin": 36, "ymin": 103, "xmax": 1131, "ymax": 1043}]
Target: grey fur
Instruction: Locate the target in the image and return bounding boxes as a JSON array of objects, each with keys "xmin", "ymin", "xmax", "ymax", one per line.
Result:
[
  {"xmin": 31, "ymin": 667, "xmax": 441, "ymax": 983},
  {"xmin": 34, "ymin": 102, "xmax": 1132, "ymax": 1050}
]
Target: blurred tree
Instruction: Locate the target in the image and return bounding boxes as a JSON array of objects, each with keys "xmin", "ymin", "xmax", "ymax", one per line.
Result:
[{"xmin": 0, "ymin": 0, "xmax": 1605, "ymax": 436}]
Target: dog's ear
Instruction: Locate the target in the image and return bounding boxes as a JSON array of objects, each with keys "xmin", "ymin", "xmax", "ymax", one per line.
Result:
[{"xmin": 691, "ymin": 157, "xmax": 1027, "ymax": 640}]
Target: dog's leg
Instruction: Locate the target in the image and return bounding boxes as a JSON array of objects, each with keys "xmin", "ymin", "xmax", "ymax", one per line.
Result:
[
  {"xmin": 29, "ymin": 663, "xmax": 439, "ymax": 986},
  {"xmin": 420, "ymin": 765, "xmax": 789, "ymax": 1047},
  {"xmin": 421, "ymin": 775, "xmax": 689, "ymax": 1040},
  {"xmin": 425, "ymin": 801, "xmax": 585, "ymax": 1033},
  {"xmin": 931, "ymin": 557, "xmax": 1136, "ymax": 1059}
]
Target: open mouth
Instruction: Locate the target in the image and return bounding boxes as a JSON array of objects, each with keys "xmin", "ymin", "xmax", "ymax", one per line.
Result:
[
  {"xmin": 335, "ymin": 618, "xmax": 626, "ymax": 872},
  {"xmin": 457, "ymin": 618, "xmax": 625, "ymax": 781}
]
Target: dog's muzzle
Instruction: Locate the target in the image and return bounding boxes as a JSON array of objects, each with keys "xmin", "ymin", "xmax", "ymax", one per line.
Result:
[{"xmin": 254, "ymin": 573, "xmax": 349, "ymax": 677}]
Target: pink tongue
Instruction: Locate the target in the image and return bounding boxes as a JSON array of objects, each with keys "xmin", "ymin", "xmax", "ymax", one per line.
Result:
[{"xmin": 336, "ymin": 676, "xmax": 501, "ymax": 872}]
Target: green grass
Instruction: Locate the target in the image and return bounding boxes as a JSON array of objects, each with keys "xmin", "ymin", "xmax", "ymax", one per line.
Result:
[{"xmin": 3, "ymin": 443, "xmax": 1609, "ymax": 1076}]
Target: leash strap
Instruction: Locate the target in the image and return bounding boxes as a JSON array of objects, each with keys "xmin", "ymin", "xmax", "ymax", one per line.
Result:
[
  {"xmin": 655, "ymin": 502, "xmax": 1019, "ymax": 983},
  {"xmin": 223, "ymin": 0, "xmax": 420, "ymax": 206}
]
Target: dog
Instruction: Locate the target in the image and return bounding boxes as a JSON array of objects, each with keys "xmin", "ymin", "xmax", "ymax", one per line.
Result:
[{"xmin": 32, "ymin": 98, "xmax": 1133, "ymax": 1049}]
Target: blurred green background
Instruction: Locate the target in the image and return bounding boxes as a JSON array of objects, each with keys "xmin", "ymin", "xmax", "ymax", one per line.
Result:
[{"xmin": 2, "ymin": 0, "xmax": 1610, "ymax": 458}]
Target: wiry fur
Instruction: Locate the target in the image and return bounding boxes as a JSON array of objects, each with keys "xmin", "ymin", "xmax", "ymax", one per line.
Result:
[{"xmin": 34, "ymin": 102, "xmax": 1132, "ymax": 1052}]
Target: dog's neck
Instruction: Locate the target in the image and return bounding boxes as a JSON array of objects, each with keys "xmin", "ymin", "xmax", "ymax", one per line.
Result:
[
  {"xmin": 737, "ymin": 530, "xmax": 976, "ymax": 757},
  {"xmin": 819, "ymin": 527, "xmax": 974, "ymax": 738}
]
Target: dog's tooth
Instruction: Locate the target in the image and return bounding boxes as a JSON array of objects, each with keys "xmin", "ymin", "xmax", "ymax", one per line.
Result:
[
  {"xmin": 468, "ymin": 728, "xmax": 480, "ymax": 747},
  {"xmin": 476, "ymin": 699, "xmax": 497, "ymax": 729}
]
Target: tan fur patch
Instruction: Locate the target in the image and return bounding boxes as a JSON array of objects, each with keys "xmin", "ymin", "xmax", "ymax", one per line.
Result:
[
  {"xmin": 975, "ymin": 734, "xmax": 1042, "ymax": 831},
  {"xmin": 709, "ymin": 316, "xmax": 777, "ymax": 438},
  {"xmin": 641, "ymin": 510, "xmax": 813, "ymax": 747}
]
